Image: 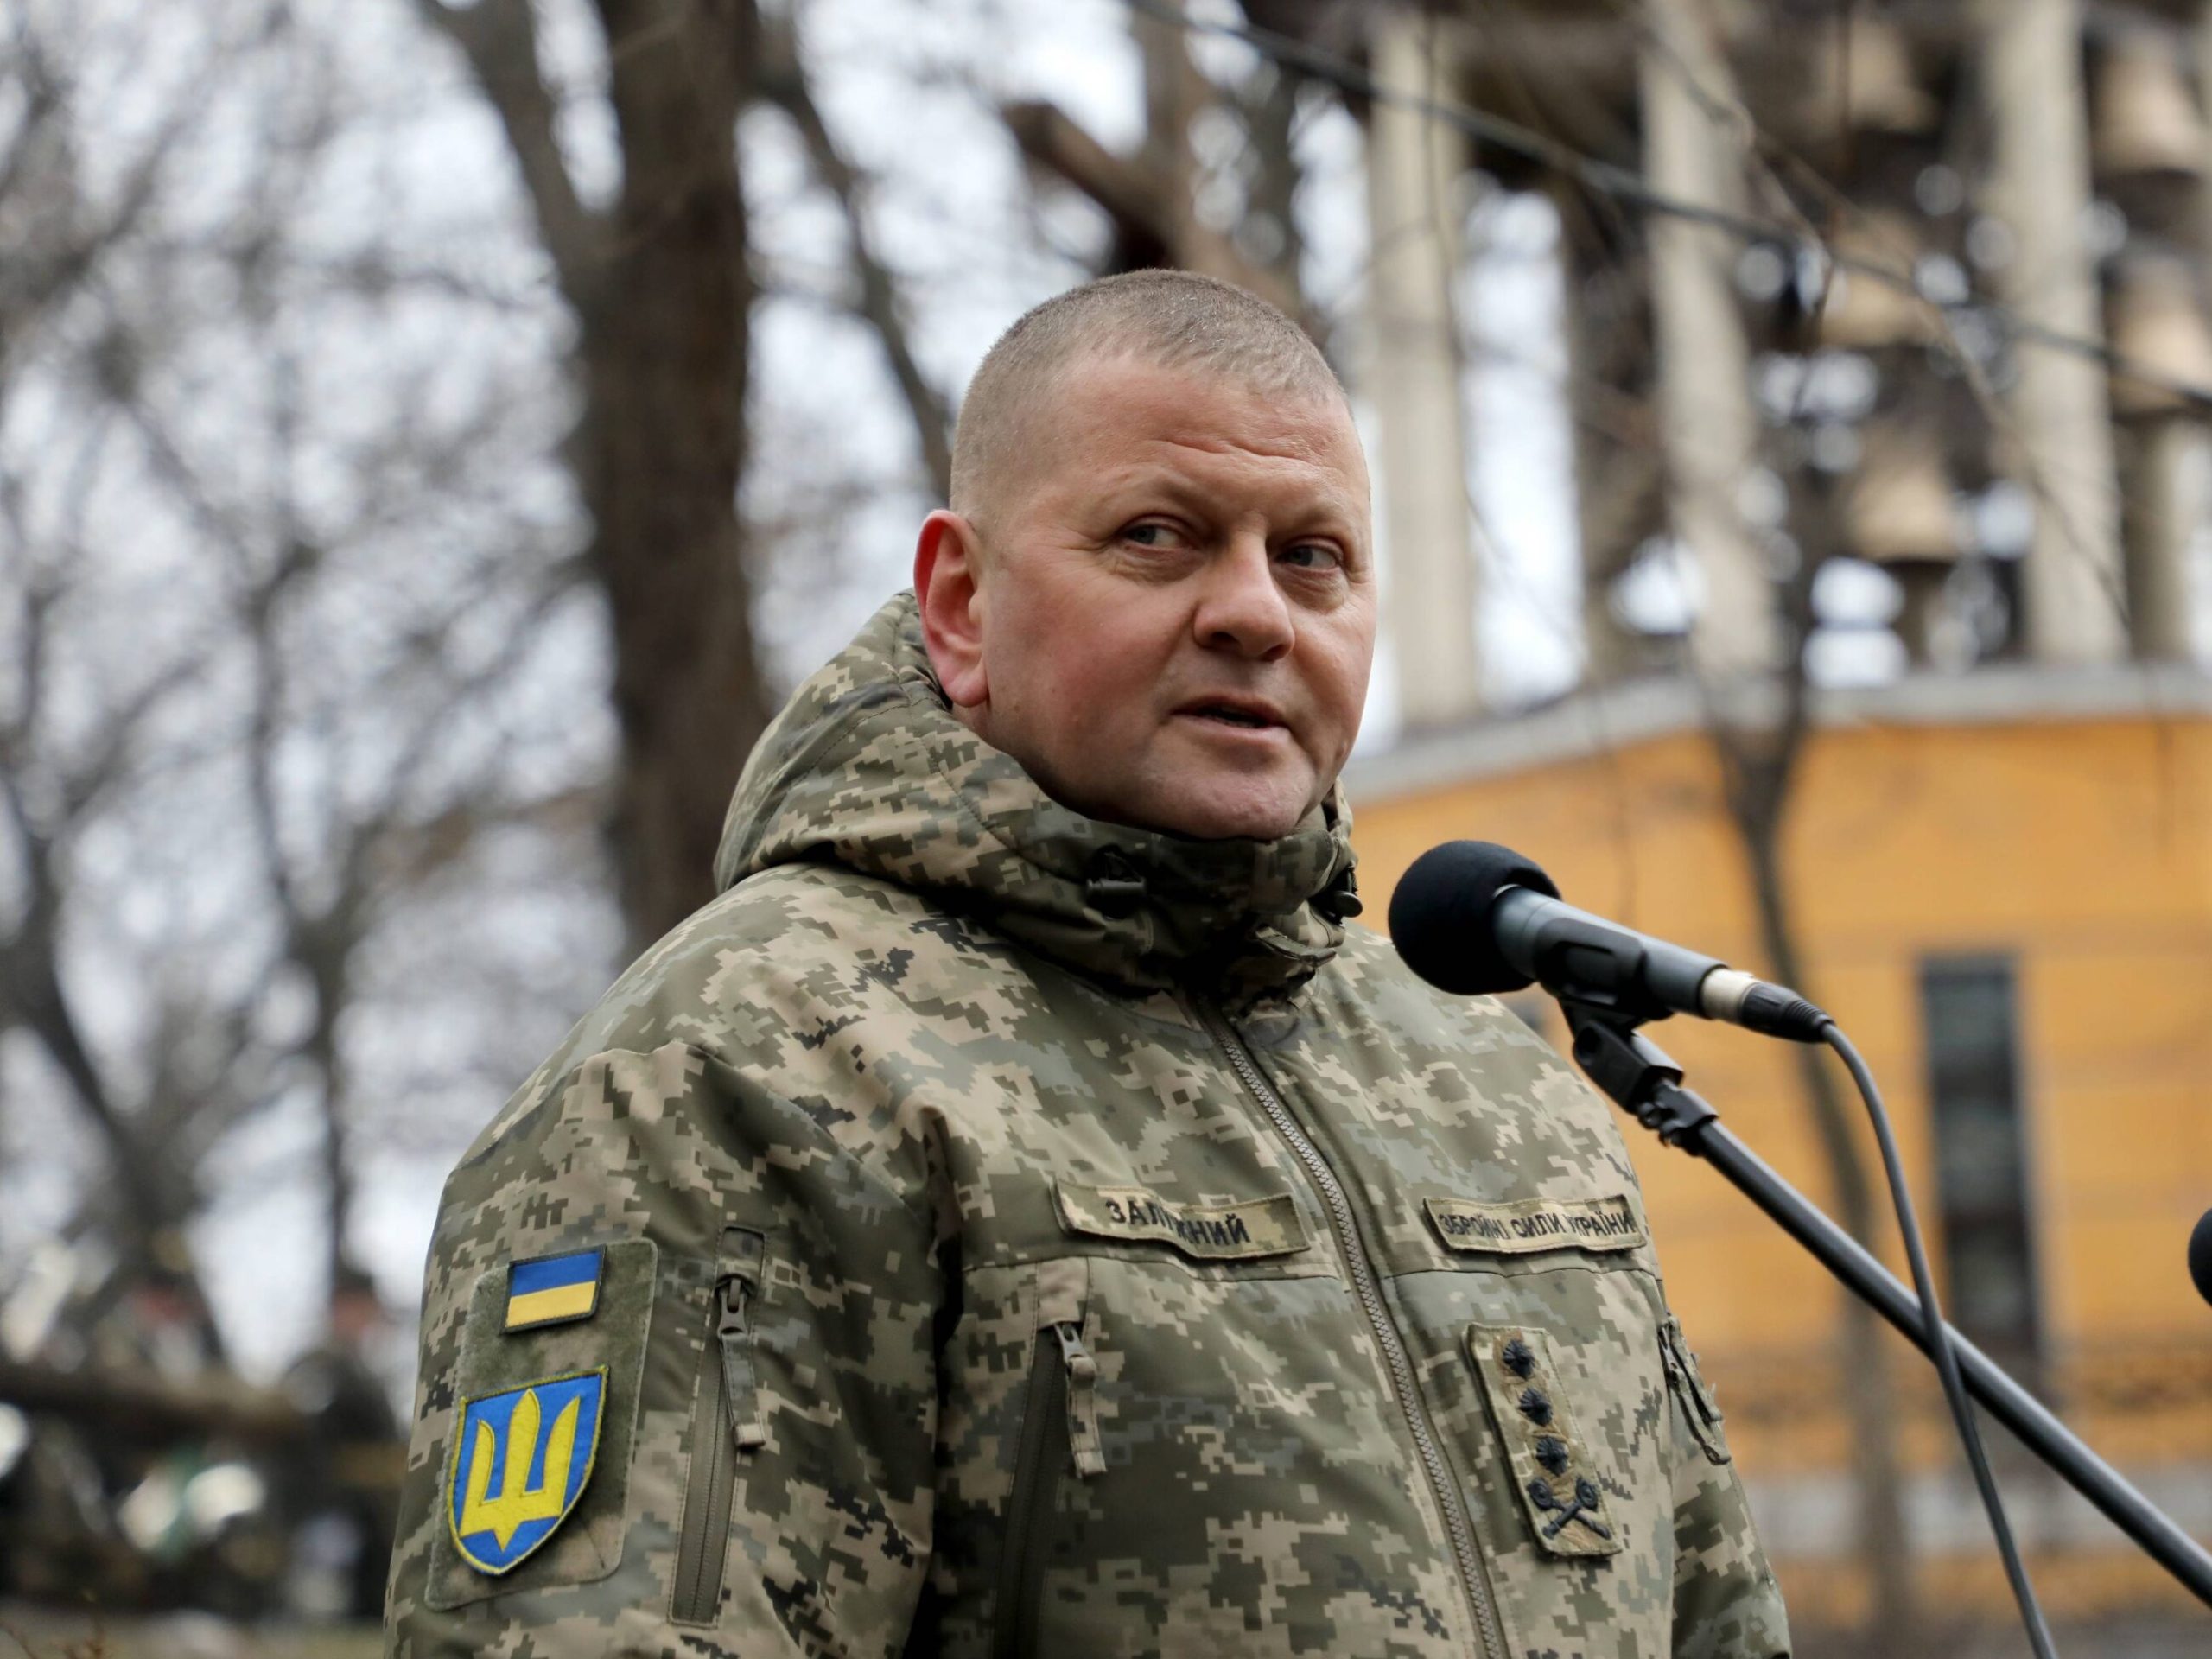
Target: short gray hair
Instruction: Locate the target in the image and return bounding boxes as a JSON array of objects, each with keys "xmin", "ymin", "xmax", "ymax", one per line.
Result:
[{"xmin": 950, "ymin": 270, "xmax": 1345, "ymax": 523}]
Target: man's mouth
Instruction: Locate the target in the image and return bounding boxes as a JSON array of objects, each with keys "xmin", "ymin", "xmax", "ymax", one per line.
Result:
[{"xmin": 1181, "ymin": 699, "xmax": 1286, "ymax": 731}]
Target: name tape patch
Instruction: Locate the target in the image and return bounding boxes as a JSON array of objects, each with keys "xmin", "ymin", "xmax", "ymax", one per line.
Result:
[
  {"xmin": 1055, "ymin": 1182, "xmax": 1306, "ymax": 1262},
  {"xmin": 1424, "ymin": 1192, "xmax": 1645, "ymax": 1256}
]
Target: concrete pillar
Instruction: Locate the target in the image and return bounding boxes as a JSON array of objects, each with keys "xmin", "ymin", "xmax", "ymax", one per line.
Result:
[
  {"xmin": 1364, "ymin": 9, "xmax": 1482, "ymax": 729},
  {"xmin": 2198, "ymin": 3, "xmax": 2212, "ymax": 241},
  {"xmin": 1554, "ymin": 211, "xmax": 1660, "ymax": 684},
  {"xmin": 1979, "ymin": 0, "xmax": 2128, "ymax": 662},
  {"xmin": 1639, "ymin": 0, "xmax": 1779, "ymax": 681},
  {"xmin": 2122, "ymin": 419, "xmax": 2206, "ymax": 658}
]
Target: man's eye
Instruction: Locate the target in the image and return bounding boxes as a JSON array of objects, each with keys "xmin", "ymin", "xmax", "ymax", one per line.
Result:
[
  {"xmin": 1122, "ymin": 523, "xmax": 1181, "ymax": 550},
  {"xmin": 1280, "ymin": 543, "xmax": 1344, "ymax": 571}
]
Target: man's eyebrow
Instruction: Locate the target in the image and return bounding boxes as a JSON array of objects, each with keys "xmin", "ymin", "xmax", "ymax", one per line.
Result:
[{"xmin": 1096, "ymin": 461, "xmax": 1365, "ymax": 526}]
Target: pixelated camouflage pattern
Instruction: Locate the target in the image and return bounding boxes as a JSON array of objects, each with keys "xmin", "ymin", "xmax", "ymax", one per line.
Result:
[{"xmin": 386, "ymin": 591, "xmax": 1789, "ymax": 1658}]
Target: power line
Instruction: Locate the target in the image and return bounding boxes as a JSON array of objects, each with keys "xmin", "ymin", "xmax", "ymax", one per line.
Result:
[{"xmin": 1123, "ymin": 0, "xmax": 2212, "ymax": 416}]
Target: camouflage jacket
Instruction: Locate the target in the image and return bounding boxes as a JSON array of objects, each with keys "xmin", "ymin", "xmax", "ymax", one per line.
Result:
[{"xmin": 386, "ymin": 592, "xmax": 1789, "ymax": 1659}]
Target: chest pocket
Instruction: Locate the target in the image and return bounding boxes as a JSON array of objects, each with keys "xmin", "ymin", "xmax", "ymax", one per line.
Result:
[{"xmin": 1387, "ymin": 1190, "xmax": 1682, "ymax": 1656}]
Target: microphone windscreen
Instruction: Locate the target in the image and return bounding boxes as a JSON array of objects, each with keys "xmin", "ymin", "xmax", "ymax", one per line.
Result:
[
  {"xmin": 2190, "ymin": 1209, "xmax": 2212, "ymax": 1310},
  {"xmin": 1389, "ymin": 840, "xmax": 1561, "ymax": 996}
]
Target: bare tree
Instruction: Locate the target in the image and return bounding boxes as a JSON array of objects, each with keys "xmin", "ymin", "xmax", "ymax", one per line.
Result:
[
  {"xmin": 1001, "ymin": 6, "xmax": 1309, "ymax": 321},
  {"xmin": 413, "ymin": 0, "xmax": 970, "ymax": 951},
  {"xmin": 1704, "ymin": 539, "xmax": 1918, "ymax": 1647},
  {"xmin": 0, "ymin": 1, "xmax": 612, "ymax": 1342},
  {"xmin": 1, "ymin": 0, "xmax": 980, "ymax": 1363},
  {"xmin": 753, "ymin": 12, "xmax": 955, "ymax": 505},
  {"xmin": 414, "ymin": 0, "xmax": 766, "ymax": 954},
  {"xmin": 1634, "ymin": 2, "xmax": 1921, "ymax": 1631}
]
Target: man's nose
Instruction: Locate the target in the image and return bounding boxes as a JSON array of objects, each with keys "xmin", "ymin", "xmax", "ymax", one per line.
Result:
[{"xmin": 1192, "ymin": 535, "xmax": 1294, "ymax": 660}]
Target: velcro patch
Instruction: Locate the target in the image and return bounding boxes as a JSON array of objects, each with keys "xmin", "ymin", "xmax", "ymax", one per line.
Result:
[
  {"xmin": 449, "ymin": 1369, "xmax": 606, "ymax": 1573},
  {"xmin": 425, "ymin": 1237, "xmax": 656, "ymax": 1611},
  {"xmin": 1054, "ymin": 1181, "xmax": 1306, "ymax": 1261},
  {"xmin": 505, "ymin": 1248, "xmax": 603, "ymax": 1332},
  {"xmin": 1424, "ymin": 1192, "xmax": 1644, "ymax": 1256},
  {"xmin": 1466, "ymin": 1322, "xmax": 1624, "ymax": 1559}
]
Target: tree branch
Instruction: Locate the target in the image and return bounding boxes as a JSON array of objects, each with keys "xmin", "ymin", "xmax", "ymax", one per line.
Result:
[
  {"xmin": 756, "ymin": 10, "xmax": 952, "ymax": 501},
  {"xmin": 1001, "ymin": 97, "xmax": 1310, "ymax": 328},
  {"xmin": 414, "ymin": 0, "xmax": 601, "ymax": 300}
]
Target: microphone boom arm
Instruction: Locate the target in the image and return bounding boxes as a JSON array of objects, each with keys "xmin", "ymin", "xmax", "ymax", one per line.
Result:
[{"xmin": 1564, "ymin": 1005, "xmax": 2212, "ymax": 1610}]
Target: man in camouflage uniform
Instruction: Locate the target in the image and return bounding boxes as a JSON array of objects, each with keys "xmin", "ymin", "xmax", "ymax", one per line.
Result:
[{"xmin": 386, "ymin": 270, "xmax": 1789, "ymax": 1657}]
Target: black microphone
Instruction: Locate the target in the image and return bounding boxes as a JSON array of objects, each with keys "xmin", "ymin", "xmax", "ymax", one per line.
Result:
[
  {"xmin": 2190, "ymin": 1210, "xmax": 2212, "ymax": 1310},
  {"xmin": 1388, "ymin": 840, "xmax": 1830, "ymax": 1043}
]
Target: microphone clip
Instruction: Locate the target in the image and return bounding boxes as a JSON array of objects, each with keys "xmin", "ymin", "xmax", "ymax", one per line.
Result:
[
  {"xmin": 1526, "ymin": 915, "xmax": 1684, "ymax": 1027},
  {"xmin": 1564, "ymin": 1005, "xmax": 1719, "ymax": 1149}
]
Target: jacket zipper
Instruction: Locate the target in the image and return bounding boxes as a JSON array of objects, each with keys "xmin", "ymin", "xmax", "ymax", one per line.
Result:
[
  {"xmin": 994, "ymin": 1320, "xmax": 1084, "ymax": 1659},
  {"xmin": 1192, "ymin": 995, "xmax": 1503, "ymax": 1659},
  {"xmin": 671, "ymin": 1273, "xmax": 753, "ymax": 1624}
]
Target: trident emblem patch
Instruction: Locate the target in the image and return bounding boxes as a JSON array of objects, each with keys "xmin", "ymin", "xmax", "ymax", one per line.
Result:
[{"xmin": 448, "ymin": 1369, "xmax": 606, "ymax": 1574}]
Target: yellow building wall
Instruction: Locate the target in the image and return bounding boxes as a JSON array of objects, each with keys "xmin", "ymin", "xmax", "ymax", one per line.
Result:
[{"xmin": 1350, "ymin": 710, "xmax": 2212, "ymax": 1567}]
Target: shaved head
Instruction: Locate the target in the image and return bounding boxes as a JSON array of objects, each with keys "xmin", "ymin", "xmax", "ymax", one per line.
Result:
[
  {"xmin": 914, "ymin": 270, "xmax": 1375, "ymax": 840},
  {"xmin": 950, "ymin": 270, "xmax": 1348, "ymax": 529}
]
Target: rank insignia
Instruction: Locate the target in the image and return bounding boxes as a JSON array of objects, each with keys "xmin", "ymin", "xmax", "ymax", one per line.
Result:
[
  {"xmin": 448, "ymin": 1370, "xmax": 605, "ymax": 1574},
  {"xmin": 504, "ymin": 1248, "xmax": 603, "ymax": 1332}
]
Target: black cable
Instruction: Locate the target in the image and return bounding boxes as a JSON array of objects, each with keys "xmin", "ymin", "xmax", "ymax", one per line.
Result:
[
  {"xmin": 1821, "ymin": 1023, "xmax": 2058, "ymax": 1659},
  {"xmin": 1117, "ymin": 0, "xmax": 2212, "ymax": 415}
]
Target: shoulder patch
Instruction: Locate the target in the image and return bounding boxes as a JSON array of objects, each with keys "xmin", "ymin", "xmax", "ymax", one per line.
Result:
[
  {"xmin": 1054, "ymin": 1180, "xmax": 1307, "ymax": 1261},
  {"xmin": 1423, "ymin": 1192, "xmax": 1645, "ymax": 1256},
  {"xmin": 449, "ymin": 1370, "xmax": 606, "ymax": 1573},
  {"xmin": 425, "ymin": 1236, "xmax": 658, "ymax": 1611}
]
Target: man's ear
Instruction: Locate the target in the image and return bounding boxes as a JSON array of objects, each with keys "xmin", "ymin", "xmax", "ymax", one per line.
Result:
[{"xmin": 914, "ymin": 509, "xmax": 988, "ymax": 709}]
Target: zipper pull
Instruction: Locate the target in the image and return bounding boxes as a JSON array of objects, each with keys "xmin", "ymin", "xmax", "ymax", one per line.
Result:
[
  {"xmin": 1052, "ymin": 1319, "xmax": 1095, "ymax": 1381},
  {"xmin": 1052, "ymin": 1321, "xmax": 1105, "ymax": 1478},
  {"xmin": 716, "ymin": 1274, "xmax": 766, "ymax": 1450}
]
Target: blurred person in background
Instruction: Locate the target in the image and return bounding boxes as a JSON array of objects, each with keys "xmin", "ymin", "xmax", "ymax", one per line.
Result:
[
  {"xmin": 81, "ymin": 1234, "xmax": 284, "ymax": 1617},
  {"xmin": 279, "ymin": 1262, "xmax": 403, "ymax": 1622},
  {"xmin": 86, "ymin": 1232, "xmax": 222, "ymax": 1388},
  {"xmin": 385, "ymin": 272, "xmax": 1786, "ymax": 1657},
  {"xmin": 0, "ymin": 1246, "xmax": 118, "ymax": 1605}
]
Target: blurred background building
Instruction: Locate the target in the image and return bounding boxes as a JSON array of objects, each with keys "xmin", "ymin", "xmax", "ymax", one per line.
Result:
[
  {"xmin": 0, "ymin": 0, "xmax": 2208, "ymax": 1653},
  {"xmin": 1341, "ymin": 1, "xmax": 2212, "ymax": 1648}
]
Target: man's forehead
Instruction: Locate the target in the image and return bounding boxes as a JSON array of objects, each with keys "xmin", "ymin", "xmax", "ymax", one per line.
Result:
[
  {"xmin": 1082, "ymin": 440, "xmax": 1372, "ymax": 527},
  {"xmin": 1043, "ymin": 352, "xmax": 1367, "ymax": 477},
  {"xmin": 1059, "ymin": 347, "xmax": 1350, "ymax": 418}
]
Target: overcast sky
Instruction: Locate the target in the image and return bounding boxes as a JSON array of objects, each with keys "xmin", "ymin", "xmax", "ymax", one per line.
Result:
[
  {"xmin": 18, "ymin": 0, "xmax": 2199, "ymax": 1385},
  {"xmin": 124, "ymin": 0, "xmax": 1589, "ymax": 1381}
]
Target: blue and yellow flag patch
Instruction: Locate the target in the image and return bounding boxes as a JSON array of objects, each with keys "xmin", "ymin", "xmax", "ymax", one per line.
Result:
[
  {"xmin": 448, "ymin": 1370, "xmax": 605, "ymax": 1574},
  {"xmin": 504, "ymin": 1249, "xmax": 602, "ymax": 1332}
]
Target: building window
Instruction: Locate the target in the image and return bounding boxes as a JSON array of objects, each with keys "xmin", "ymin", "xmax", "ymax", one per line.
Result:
[{"xmin": 1918, "ymin": 955, "xmax": 2040, "ymax": 1370}]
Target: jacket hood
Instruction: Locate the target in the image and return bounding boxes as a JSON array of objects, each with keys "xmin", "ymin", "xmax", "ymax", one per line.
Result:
[{"xmin": 715, "ymin": 591, "xmax": 1360, "ymax": 1007}]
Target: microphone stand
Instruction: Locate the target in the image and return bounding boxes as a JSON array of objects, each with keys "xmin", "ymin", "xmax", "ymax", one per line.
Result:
[{"xmin": 1563, "ymin": 1004, "xmax": 2212, "ymax": 1608}]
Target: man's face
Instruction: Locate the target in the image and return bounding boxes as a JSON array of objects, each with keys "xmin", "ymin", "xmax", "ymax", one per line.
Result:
[{"xmin": 925, "ymin": 353, "xmax": 1376, "ymax": 841}]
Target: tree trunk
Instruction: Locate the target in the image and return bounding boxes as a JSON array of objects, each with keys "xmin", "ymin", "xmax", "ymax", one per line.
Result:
[
  {"xmin": 580, "ymin": 0, "xmax": 769, "ymax": 951},
  {"xmin": 1726, "ymin": 734, "xmax": 1916, "ymax": 1647},
  {"xmin": 303, "ymin": 924, "xmax": 359, "ymax": 1300}
]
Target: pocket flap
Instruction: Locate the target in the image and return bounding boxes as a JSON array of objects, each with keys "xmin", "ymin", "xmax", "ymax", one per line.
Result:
[{"xmin": 1662, "ymin": 1313, "xmax": 1732, "ymax": 1465}]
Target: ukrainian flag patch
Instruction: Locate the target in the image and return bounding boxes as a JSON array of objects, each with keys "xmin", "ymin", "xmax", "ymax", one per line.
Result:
[
  {"xmin": 448, "ymin": 1370, "xmax": 605, "ymax": 1574},
  {"xmin": 504, "ymin": 1249, "xmax": 602, "ymax": 1332}
]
